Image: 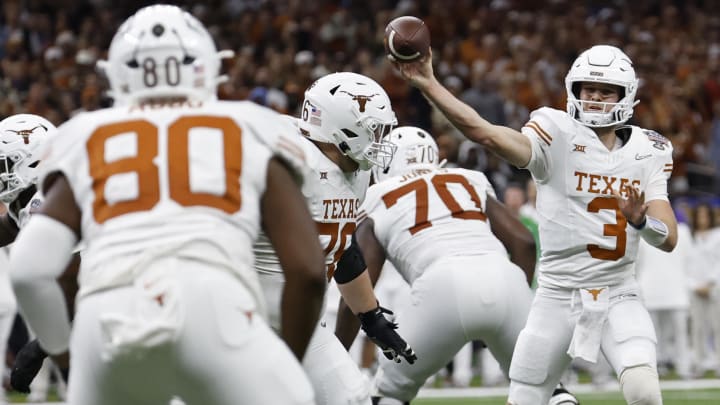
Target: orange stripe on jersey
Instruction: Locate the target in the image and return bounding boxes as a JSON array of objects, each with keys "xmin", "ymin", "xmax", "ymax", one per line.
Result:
[
  {"xmin": 525, "ymin": 121, "xmax": 552, "ymax": 146},
  {"xmin": 356, "ymin": 211, "xmax": 368, "ymax": 223}
]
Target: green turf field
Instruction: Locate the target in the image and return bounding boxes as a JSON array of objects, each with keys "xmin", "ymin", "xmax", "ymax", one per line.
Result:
[
  {"xmin": 8, "ymin": 386, "xmax": 719, "ymax": 404},
  {"xmin": 413, "ymin": 388, "xmax": 720, "ymax": 404}
]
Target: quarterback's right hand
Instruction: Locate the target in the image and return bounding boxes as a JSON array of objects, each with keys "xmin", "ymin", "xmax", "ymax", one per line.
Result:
[
  {"xmin": 358, "ymin": 306, "xmax": 417, "ymax": 364},
  {"xmin": 390, "ymin": 49, "xmax": 435, "ymax": 91},
  {"xmin": 11, "ymin": 339, "xmax": 48, "ymax": 393}
]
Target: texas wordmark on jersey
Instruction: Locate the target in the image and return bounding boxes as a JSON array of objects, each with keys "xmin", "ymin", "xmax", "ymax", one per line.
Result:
[{"xmin": 254, "ymin": 134, "xmax": 370, "ymax": 280}]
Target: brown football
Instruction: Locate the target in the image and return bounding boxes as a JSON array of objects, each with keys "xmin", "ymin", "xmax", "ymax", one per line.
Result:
[{"xmin": 384, "ymin": 16, "xmax": 430, "ymax": 63}]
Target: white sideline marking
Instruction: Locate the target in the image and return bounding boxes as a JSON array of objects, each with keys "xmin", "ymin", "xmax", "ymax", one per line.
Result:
[{"xmin": 416, "ymin": 378, "xmax": 720, "ymax": 398}]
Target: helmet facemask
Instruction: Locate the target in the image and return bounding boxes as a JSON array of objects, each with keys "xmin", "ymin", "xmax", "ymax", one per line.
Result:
[
  {"xmin": 372, "ymin": 126, "xmax": 439, "ymax": 183},
  {"xmin": 565, "ymin": 45, "xmax": 640, "ymax": 128},
  {"xmin": 335, "ymin": 112, "xmax": 397, "ymax": 171}
]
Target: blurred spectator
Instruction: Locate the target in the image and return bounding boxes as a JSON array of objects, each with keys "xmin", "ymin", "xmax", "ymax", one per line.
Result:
[
  {"xmin": 0, "ymin": 0, "xmax": 716, "ymax": 196},
  {"xmin": 687, "ymin": 203, "xmax": 720, "ymax": 376},
  {"xmin": 636, "ymin": 219, "xmax": 693, "ymax": 379},
  {"xmin": 460, "ymin": 73, "xmax": 506, "ymax": 126}
]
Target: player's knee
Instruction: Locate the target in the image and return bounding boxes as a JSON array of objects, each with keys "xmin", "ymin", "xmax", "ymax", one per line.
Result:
[
  {"xmin": 620, "ymin": 365, "xmax": 662, "ymax": 405},
  {"xmin": 373, "ymin": 367, "xmax": 421, "ymax": 403}
]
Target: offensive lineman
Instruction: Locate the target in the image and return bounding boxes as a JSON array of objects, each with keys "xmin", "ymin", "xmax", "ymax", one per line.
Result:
[{"xmin": 253, "ymin": 72, "xmax": 416, "ymax": 405}]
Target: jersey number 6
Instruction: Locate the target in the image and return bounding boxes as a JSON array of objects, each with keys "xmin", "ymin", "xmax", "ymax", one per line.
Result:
[{"xmin": 87, "ymin": 116, "xmax": 242, "ymax": 224}]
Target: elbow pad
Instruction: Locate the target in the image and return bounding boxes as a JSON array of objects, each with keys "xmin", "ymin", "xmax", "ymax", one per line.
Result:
[{"xmin": 333, "ymin": 234, "xmax": 366, "ymax": 285}]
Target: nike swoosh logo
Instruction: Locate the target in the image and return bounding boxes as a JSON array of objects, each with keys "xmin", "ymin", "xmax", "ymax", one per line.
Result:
[{"xmin": 635, "ymin": 153, "xmax": 652, "ymax": 160}]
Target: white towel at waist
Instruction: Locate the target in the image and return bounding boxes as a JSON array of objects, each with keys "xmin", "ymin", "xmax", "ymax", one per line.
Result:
[{"xmin": 567, "ymin": 286, "xmax": 610, "ymax": 363}]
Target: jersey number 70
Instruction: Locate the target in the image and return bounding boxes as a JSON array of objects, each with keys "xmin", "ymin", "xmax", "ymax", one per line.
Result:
[{"xmin": 381, "ymin": 173, "xmax": 487, "ymax": 235}]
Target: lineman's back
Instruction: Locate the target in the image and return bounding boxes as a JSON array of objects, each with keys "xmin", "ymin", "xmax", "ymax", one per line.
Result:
[
  {"xmin": 360, "ymin": 167, "xmax": 507, "ymax": 284},
  {"xmin": 41, "ymin": 100, "xmax": 298, "ymax": 302}
]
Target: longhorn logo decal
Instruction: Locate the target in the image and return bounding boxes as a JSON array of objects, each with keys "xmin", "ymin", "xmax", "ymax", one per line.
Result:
[
  {"xmin": 339, "ymin": 91, "xmax": 379, "ymax": 112},
  {"xmin": 7, "ymin": 125, "xmax": 46, "ymax": 145}
]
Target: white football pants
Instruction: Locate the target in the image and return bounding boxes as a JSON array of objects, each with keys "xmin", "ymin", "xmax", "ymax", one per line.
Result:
[
  {"xmin": 259, "ymin": 271, "xmax": 371, "ymax": 405},
  {"xmin": 68, "ymin": 260, "xmax": 315, "ymax": 405},
  {"xmin": 508, "ymin": 279, "xmax": 659, "ymax": 405},
  {"xmin": 373, "ymin": 254, "xmax": 533, "ymax": 401}
]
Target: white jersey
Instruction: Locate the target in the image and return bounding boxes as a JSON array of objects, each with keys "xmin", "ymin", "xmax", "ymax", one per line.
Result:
[
  {"xmin": 39, "ymin": 100, "xmax": 305, "ymax": 305},
  {"xmin": 358, "ymin": 167, "xmax": 507, "ymax": 285},
  {"xmin": 254, "ymin": 134, "xmax": 370, "ymax": 280},
  {"xmin": 521, "ymin": 107, "xmax": 673, "ymax": 288}
]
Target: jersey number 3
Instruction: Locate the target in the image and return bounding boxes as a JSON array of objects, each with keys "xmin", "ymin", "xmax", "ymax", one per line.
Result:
[
  {"xmin": 87, "ymin": 117, "xmax": 242, "ymax": 224},
  {"xmin": 587, "ymin": 197, "xmax": 627, "ymax": 261},
  {"xmin": 382, "ymin": 173, "xmax": 487, "ymax": 235}
]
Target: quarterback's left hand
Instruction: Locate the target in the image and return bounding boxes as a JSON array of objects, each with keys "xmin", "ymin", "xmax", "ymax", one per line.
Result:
[
  {"xmin": 358, "ymin": 306, "xmax": 417, "ymax": 364},
  {"xmin": 613, "ymin": 186, "xmax": 648, "ymax": 226}
]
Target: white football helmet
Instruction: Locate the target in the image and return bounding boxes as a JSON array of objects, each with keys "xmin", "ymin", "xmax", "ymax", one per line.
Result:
[
  {"xmin": 565, "ymin": 45, "xmax": 639, "ymax": 127},
  {"xmin": 0, "ymin": 114, "xmax": 56, "ymax": 203},
  {"xmin": 97, "ymin": 5, "xmax": 234, "ymax": 105},
  {"xmin": 373, "ymin": 126, "xmax": 439, "ymax": 183},
  {"xmin": 298, "ymin": 72, "xmax": 397, "ymax": 170}
]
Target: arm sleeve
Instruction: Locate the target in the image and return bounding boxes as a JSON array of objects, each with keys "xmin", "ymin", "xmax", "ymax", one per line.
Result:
[{"xmin": 9, "ymin": 215, "xmax": 76, "ymax": 354}]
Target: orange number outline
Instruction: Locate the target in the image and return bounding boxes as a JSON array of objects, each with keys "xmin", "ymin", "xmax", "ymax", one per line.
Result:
[
  {"xmin": 381, "ymin": 173, "xmax": 486, "ymax": 235},
  {"xmin": 315, "ymin": 221, "xmax": 356, "ymax": 280},
  {"xmin": 87, "ymin": 120, "xmax": 160, "ymax": 224},
  {"xmin": 382, "ymin": 179, "xmax": 431, "ymax": 235},
  {"xmin": 586, "ymin": 197, "xmax": 627, "ymax": 261},
  {"xmin": 87, "ymin": 116, "xmax": 243, "ymax": 224}
]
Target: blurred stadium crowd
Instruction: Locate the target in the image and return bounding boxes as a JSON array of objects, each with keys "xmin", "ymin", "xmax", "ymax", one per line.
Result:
[
  {"xmin": 1, "ymin": 0, "xmax": 719, "ymax": 397},
  {"xmin": 2, "ymin": 0, "xmax": 720, "ymax": 199}
]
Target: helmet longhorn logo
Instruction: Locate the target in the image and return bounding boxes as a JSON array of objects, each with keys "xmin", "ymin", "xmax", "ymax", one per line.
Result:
[
  {"xmin": 7, "ymin": 125, "xmax": 46, "ymax": 145},
  {"xmin": 339, "ymin": 91, "xmax": 379, "ymax": 112}
]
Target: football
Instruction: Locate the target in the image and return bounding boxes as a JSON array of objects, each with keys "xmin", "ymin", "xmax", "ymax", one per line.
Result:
[{"xmin": 384, "ymin": 16, "xmax": 430, "ymax": 63}]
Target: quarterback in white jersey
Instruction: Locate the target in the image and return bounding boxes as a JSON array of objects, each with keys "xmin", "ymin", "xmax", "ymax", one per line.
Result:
[
  {"xmin": 337, "ymin": 127, "xmax": 537, "ymax": 404},
  {"xmin": 394, "ymin": 45, "xmax": 677, "ymax": 405},
  {"xmin": 8, "ymin": 6, "xmax": 326, "ymax": 405},
  {"xmin": 254, "ymin": 72, "xmax": 415, "ymax": 405}
]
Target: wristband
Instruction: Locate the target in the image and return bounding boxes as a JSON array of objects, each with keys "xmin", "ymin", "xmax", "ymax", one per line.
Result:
[
  {"xmin": 635, "ymin": 215, "xmax": 669, "ymax": 247},
  {"xmin": 627, "ymin": 216, "xmax": 646, "ymax": 230}
]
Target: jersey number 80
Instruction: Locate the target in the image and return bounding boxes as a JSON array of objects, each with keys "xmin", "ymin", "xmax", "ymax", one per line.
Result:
[{"xmin": 86, "ymin": 116, "xmax": 242, "ymax": 224}]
